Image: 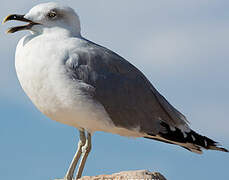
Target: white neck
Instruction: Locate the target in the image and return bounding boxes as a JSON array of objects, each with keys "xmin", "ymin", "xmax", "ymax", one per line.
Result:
[{"xmin": 40, "ymin": 26, "xmax": 81, "ymax": 37}]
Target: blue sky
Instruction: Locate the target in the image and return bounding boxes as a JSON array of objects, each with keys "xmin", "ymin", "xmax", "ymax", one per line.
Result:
[{"xmin": 1, "ymin": 0, "xmax": 228, "ymax": 179}]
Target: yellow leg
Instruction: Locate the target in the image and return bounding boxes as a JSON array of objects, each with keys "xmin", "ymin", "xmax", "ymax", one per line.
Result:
[
  {"xmin": 64, "ymin": 130, "xmax": 86, "ymax": 180},
  {"xmin": 75, "ymin": 132, "xmax": 92, "ymax": 179}
]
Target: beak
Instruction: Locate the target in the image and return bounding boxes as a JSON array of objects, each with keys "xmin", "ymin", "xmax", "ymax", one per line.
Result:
[{"xmin": 3, "ymin": 14, "xmax": 40, "ymax": 33}]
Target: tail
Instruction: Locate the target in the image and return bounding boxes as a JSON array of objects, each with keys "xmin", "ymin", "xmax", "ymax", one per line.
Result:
[{"xmin": 145, "ymin": 122, "xmax": 228, "ymax": 154}]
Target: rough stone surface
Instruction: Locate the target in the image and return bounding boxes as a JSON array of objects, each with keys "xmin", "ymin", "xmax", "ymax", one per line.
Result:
[
  {"xmin": 79, "ymin": 170, "xmax": 167, "ymax": 180},
  {"xmin": 55, "ymin": 170, "xmax": 167, "ymax": 180}
]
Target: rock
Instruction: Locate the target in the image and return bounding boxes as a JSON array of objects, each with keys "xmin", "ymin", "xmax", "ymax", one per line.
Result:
[{"xmin": 79, "ymin": 170, "xmax": 167, "ymax": 180}]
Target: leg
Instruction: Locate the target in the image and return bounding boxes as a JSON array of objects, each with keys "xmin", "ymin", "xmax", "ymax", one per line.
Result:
[
  {"xmin": 64, "ymin": 130, "xmax": 86, "ymax": 180},
  {"xmin": 75, "ymin": 132, "xmax": 92, "ymax": 179}
]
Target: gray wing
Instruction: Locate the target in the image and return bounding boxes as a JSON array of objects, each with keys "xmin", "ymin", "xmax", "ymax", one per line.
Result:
[{"xmin": 65, "ymin": 39, "xmax": 189, "ymax": 134}]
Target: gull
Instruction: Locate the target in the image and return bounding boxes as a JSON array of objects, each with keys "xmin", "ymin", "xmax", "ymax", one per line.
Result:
[{"xmin": 3, "ymin": 2, "xmax": 228, "ymax": 180}]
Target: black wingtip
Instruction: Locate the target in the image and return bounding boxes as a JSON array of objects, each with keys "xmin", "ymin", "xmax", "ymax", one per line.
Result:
[
  {"xmin": 209, "ymin": 142, "xmax": 229, "ymax": 153},
  {"xmin": 145, "ymin": 122, "xmax": 229, "ymax": 154}
]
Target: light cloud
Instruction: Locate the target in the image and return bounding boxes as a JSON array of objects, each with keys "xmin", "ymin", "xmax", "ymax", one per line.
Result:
[{"xmin": 132, "ymin": 23, "xmax": 229, "ymax": 74}]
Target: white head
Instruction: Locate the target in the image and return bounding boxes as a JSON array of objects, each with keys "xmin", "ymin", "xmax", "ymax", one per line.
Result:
[{"xmin": 3, "ymin": 2, "xmax": 81, "ymax": 37}]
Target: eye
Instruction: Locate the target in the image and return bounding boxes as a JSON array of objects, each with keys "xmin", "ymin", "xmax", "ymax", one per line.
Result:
[{"xmin": 47, "ymin": 11, "xmax": 57, "ymax": 18}]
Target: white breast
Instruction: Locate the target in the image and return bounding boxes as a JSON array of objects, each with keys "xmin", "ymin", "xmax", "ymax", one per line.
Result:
[{"xmin": 15, "ymin": 35, "xmax": 115, "ymax": 133}]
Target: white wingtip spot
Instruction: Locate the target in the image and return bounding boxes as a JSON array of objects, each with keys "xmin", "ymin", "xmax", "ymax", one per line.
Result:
[
  {"xmin": 177, "ymin": 124, "xmax": 191, "ymax": 133},
  {"xmin": 204, "ymin": 140, "xmax": 207, "ymax": 147},
  {"xmin": 191, "ymin": 135, "xmax": 196, "ymax": 141},
  {"xmin": 169, "ymin": 126, "xmax": 176, "ymax": 131},
  {"xmin": 182, "ymin": 131, "xmax": 187, "ymax": 138}
]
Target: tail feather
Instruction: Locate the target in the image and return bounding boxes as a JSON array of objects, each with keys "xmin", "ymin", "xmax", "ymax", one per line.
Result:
[{"xmin": 145, "ymin": 122, "xmax": 228, "ymax": 154}]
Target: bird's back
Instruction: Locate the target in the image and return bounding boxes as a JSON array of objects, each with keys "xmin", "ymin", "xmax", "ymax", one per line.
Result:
[{"xmin": 65, "ymin": 37, "xmax": 190, "ymax": 135}]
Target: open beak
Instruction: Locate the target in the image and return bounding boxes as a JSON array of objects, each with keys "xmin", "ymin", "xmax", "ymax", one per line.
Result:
[{"xmin": 3, "ymin": 14, "xmax": 40, "ymax": 33}]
